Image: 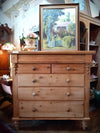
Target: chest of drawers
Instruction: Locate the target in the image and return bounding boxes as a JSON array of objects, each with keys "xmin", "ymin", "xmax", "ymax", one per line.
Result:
[{"xmin": 10, "ymin": 51, "xmax": 94, "ymax": 121}]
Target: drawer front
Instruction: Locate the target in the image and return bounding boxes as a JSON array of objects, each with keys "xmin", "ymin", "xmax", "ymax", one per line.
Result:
[
  {"xmin": 17, "ymin": 64, "xmax": 51, "ymax": 74},
  {"xmin": 18, "ymin": 87, "xmax": 84, "ymax": 100},
  {"xmin": 18, "ymin": 74, "xmax": 84, "ymax": 87},
  {"xmin": 19, "ymin": 101, "xmax": 84, "ymax": 118},
  {"xmin": 52, "ymin": 64, "xmax": 84, "ymax": 74},
  {"xmin": 18, "ymin": 54, "xmax": 86, "ymax": 63}
]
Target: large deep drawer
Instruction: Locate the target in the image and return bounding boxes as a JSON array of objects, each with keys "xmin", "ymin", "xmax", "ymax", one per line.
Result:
[
  {"xmin": 19, "ymin": 101, "xmax": 84, "ymax": 118},
  {"xmin": 18, "ymin": 87, "xmax": 84, "ymax": 100},
  {"xmin": 18, "ymin": 74, "xmax": 84, "ymax": 87}
]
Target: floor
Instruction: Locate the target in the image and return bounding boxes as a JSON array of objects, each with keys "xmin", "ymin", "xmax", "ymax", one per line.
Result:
[{"xmin": 0, "ymin": 100, "xmax": 100, "ymax": 133}]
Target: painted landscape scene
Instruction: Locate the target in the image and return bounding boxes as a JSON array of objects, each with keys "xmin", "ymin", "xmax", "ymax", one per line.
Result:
[{"xmin": 42, "ymin": 7, "xmax": 77, "ymax": 50}]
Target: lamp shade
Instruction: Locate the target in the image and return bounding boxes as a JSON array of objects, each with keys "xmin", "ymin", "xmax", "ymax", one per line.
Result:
[{"xmin": 1, "ymin": 42, "xmax": 16, "ymax": 51}]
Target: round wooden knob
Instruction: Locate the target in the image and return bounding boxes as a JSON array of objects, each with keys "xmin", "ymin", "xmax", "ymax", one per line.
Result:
[
  {"xmin": 66, "ymin": 67, "xmax": 70, "ymax": 71},
  {"xmin": 32, "ymin": 108, "xmax": 37, "ymax": 112},
  {"xmin": 32, "ymin": 79, "xmax": 36, "ymax": 83},
  {"xmin": 32, "ymin": 92, "xmax": 36, "ymax": 96},
  {"xmin": 32, "ymin": 67, "xmax": 36, "ymax": 71},
  {"xmin": 66, "ymin": 79, "xmax": 70, "ymax": 83},
  {"xmin": 66, "ymin": 92, "xmax": 70, "ymax": 96},
  {"xmin": 66, "ymin": 108, "xmax": 70, "ymax": 112}
]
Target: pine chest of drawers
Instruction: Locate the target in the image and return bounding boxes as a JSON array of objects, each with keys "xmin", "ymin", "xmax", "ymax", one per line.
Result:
[{"xmin": 10, "ymin": 51, "xmax": 94, "ymax": 121}]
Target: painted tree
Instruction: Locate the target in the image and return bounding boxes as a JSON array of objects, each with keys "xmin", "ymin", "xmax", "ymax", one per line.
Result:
[
  {"xmin": 68, "ymin": 23, "xmax": 76, "ymax": 35},
  {"xmin": 43, "ymin": 9, "xmax": 64, "ymax": 47},
  {"xmin": 66, "ymin": 12, "xmax": 70, "ymax": 22}
]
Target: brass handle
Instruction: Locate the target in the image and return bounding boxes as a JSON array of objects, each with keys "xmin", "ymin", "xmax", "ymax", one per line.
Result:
[
  {"xmin": 32, "ymin": 92, "xmax": 36, "ymax": 96},
  {"xmin": 32, "ymin": 67, "xmax": 36, "ymax": 71},
  {"xmin": 66, "ymin": 79, "xmax": 70, "ymax": 83},
  {"xmin": 66, "ymin": 67, "xmax": 70, "ymax": 71},
  {"xmin": 32, "ymin": 79, "xmax": 36, "ymax": 83},
  {"xmin": 66, "ymin": 92, "xmax": 70, "ymax": 96}
]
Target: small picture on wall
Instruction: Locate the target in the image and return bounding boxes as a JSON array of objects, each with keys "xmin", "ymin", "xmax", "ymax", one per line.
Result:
[{"xmin": 39, "ymin": 4, "xmax": 79, "ymax": 51}]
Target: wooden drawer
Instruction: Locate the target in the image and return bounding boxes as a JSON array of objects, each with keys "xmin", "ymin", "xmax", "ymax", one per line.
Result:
[
  {"xmin": 18, "ymin": 54, "xmax": 88, "ymax": 63},
  {"xmin": 17, "ymin": 64, "xmax": 50, "ymax": 74},
  {"xmin": 0, "ymin": 70, "xmax": 9, "ymax": 76},
  {"xmin": 18, "ymin": 74, "xmax": 84, "ymax": 87},
  {"xmin": 18, "ymin": 87, "xmax": 84, "ymax": 100},
  {"xmin": 19, "ymin": 101, "xmax": 84, "ymax": 118},
  {"xmin": 52, "ymin": 64, "xmax": 84, "ymax": 74}
]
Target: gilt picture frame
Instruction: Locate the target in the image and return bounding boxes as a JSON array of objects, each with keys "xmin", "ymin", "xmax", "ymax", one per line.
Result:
[{"xmin": 39, "ymin": 4, "xmax": 79, "ymax": 51}]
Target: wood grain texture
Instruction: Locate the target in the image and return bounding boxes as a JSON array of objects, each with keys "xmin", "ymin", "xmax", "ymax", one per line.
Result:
[
  {"xmin": 18, "ymin": 74, "xmax": 84, "ymax": 87},
  {"xmin": 9, "ymin": 51, "xmax": 94, "ymax": 121},
  {"xmin": 52, "ymin": 64, "xmax": 84, "ymax": 74},
  {"xmin": 19, "ymin": 101, "xmax": 84, "ymax": 118},
  {"xmin": 0, "ymin": 70, "xmax": 9, "ymax": 76},
  {"xmin": 17, "ymin": 64, "xmax": 50, "ymax": 74},
  {"xmin": 12, "ymin": 117, "xmax": 90, "ymax": 120},
  {"xmin": 18, "ymin": 87, "xmax": 84, "ymax": 100},
  {"xmin": 84, "ymin": 64, "xmax": 90, "ymax": 117},
  {"xmin": 18, "ymin": 54, "xmax": 92, "ymax": 64},
  {"xmin": 12, "ymin": 72, "xmax": 19, "ymax": 117},
  {"xmin": 0, "ymin": 50, "xmax": 9, "ymax": 76},
  {"xmin": 18, "ymin": 55, "xmax": 85, "ymax": 63},
  {"xmin": 9, "ymin": 50, "xmax": 95, "ymax": 55}
]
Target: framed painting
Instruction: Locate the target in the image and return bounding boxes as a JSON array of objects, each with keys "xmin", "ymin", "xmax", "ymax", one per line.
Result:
[{"xmin": 39, "ymin": 4, "xmax": 79, "ymax": 51}]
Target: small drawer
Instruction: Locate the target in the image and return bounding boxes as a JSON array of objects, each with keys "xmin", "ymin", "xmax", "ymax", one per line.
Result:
[
  {"xmin": 17, "ymin": 64, "xmax": 51, "ymax": 74},
  {"xmin": 52, "ymin": 64, "xmax": 84, "ymax": 74},
  {"xmin": 18, "ymin": 74, "xmax": 84, "ymax": 87},
  {"xmin": 19, "ymin": 101, "xmax": 84, "ymax": 118},
  {"xmin": 18, "ymin": 87, "xmax": 84, "ymax": 100}
]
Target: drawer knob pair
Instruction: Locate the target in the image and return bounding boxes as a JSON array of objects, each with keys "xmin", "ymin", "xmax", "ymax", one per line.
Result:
[
  {"xmin": 66, "ymin": 67, "xmax": 70, "ymax": 71},
  {"xmin": 66, "ymin": 92, "xmax": 70, "ymax": 96},
  {"xmin": 32, "ymin": 92, "xmax": 36, "ymax": 96},
  {"xmin": 32, "ymin": 67, "xmax": 36, "ymax": 71},
  {"xmin": 66, "ymin": 79, "xmax": 70, "ymax": 83}
]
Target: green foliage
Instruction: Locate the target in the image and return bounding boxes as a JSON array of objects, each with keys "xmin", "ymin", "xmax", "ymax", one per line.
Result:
[
  {"xmin": 58, "ymin": 30, "xmax": 68, "ymax": 38},
  {"xmin": 43, "ymin": 39, "xmax": 49, "ymax": 48},
  {"xmin": 63, "ymin": 36, "xmax": 75, "ymax": 48},
  {"xmin": 60, "ymin": 12, "xmax": 70, "ymax": 22},
  {"xmin": 43, "ymin": 9, "xmax": 65, "ymax": 23},
  {"xmin": 66, "ymin": 12, "xmax": 70, "ymax": 22},
  {"xmin": 51, "ymin": 40, "xmax": 64, "ymax": 47},
  {"xmin": 68, "ymin": 23, "xmax": 76, "ymax": 35},
  {"xmin": 43, "ymin": 36, "xmax": 76, "ymax": 50},
  {"xmin": 43, "ymin": 9, "xmax": 65, "ymax": 40},
  {"xmin": 20, "ymin": 33, "xmax": 25, "ymax": 46}
]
